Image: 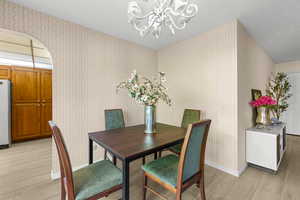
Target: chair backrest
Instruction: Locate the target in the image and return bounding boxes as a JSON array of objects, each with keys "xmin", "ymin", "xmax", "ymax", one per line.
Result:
[
  {"xmin": 181, "ymin": 109, "xmax": 201, "ymax": 128},
  {"xmin": 177, "ymin": 120, "xmax": 211, "ymax": 186},
  {"xmin": 49, "ymin": 121, "xmax": 75, "ymax": 199},
  {"xmin": 104, "ymin": 109, "xmax": 125, "ymax": 130}
]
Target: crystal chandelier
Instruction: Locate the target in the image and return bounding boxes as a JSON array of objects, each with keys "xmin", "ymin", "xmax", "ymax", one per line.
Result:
[{"xmin": 128, "ymin": 0, "xmax": 198, "ymax": 39}]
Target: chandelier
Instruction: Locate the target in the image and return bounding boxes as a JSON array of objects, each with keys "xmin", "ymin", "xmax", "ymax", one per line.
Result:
[{"xmin": 128, "ymin": 0, "xmax": 198, "ymax": 39}]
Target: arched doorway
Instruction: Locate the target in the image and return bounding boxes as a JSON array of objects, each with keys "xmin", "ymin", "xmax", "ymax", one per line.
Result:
[{"xmin": 0, "ymin": 29, "xmax": 56, "ymax": 199}]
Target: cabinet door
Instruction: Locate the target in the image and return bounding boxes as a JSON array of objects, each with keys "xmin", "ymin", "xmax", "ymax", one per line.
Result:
[
  {"xmin": 41, "ymin": 103, "xmax": 52, "ymax": 136},
  {"xmin": 0, "ymin": 65, "xmax": 11, "ymax": 79},
  {"xmin": 12, "ymin": 67, "xmax": 40, "ymax": 103},
  {"xmin": 12, "ymin": 103, "xmax": 41, "ymax": 141},
  {"xmin": 40, "ymin": 70, "xmax": 52, "ymax": 102}
]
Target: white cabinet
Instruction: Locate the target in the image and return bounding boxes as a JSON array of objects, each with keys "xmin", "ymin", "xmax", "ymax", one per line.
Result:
[{"xmin": 246, "ymin": 124, "xmax": 286, "ymax": 172}]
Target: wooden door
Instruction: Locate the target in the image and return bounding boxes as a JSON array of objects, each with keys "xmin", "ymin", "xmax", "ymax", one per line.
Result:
[
  {"xmin": 41, "ymin": 102, "xmax": 52, "ymax": 136},
  {"xmin": 40, "ymin": 70, "xmax": 52, "ymax": 103},
  {"xmin": 0, "ymin": 65, "xmax": 11, "ymax": 79},
  {"xmin": 12, "ymin": 103, "xmax": 41, "ymax": 141},
  {"xmin": 12, "ymin": 67, "xmax": 40, "ymax": 103}
]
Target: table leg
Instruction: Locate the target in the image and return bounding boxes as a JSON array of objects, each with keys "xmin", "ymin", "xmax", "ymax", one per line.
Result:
[
  {"xmin": 89, "ymin": 139, "xmax": 93, "ymax": 165},
  {"xmin": 113, "ymin": 156, "xmax": 117, "ymax": 166},
  {"xmin": 122, "ymin": 160, "xmax": 130, "ymax": 200},
  {"xmin": 154, "ymin": 152, "xmax": 158, "ymax": 160}
]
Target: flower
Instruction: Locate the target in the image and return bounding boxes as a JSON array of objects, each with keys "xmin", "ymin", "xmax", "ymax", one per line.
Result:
[
  {"xmin": 117, "ymin": 70, "xmax": 172, "ymax": 106},
  {"xmin": 250, "ymin": 96, "xmax": 277, "ymax": 107}
]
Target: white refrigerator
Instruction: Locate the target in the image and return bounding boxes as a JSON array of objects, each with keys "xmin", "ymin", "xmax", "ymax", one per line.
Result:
[{"xmin": 0, "ymin": 80, "xmax": 11, "ymax": 148}]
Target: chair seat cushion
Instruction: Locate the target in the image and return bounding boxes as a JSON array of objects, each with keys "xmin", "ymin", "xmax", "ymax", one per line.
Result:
[
  {"xmin": 73, "ymin": 160, "xmax": 122, "ymax": 200},
  {"xmin": 142, "ymin": 154, "xmax": 179, "ymax": 187},
  {"xmin": 168, "ymin": 143, "xmax": 182, "ymax": 154}
]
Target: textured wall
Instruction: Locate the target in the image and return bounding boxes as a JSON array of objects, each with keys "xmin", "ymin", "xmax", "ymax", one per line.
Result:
[
  {"xmin": 157, "ymin": 21, "xmax": 239, "ymax": 175},
  {"xmin": 275, "ymin": 61, "xmax": 300, "ymax": 73},
  {"xmin": 237, "ymin": 22, "xmax": 274, "ymax": 172},
  {"xmin": 0, "ymin": 1, "xmax": 157, "ymax": 174}
]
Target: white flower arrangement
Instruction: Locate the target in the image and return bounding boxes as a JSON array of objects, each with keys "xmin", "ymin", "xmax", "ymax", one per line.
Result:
[{"xmin": 117, "ymin": 70, "xmax": 172, "ymax": 106}]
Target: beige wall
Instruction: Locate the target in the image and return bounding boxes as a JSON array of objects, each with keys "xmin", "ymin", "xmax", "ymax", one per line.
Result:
[
  {"xmin": 0, "ymin": 1, "xmax": 157, "ymax": 175},
  {"xmin": 275, "ymin": 61, "xmax": 300, "ymax": 73},
  {"xmin": 157, "ymin": 21, "xmax": 275, "ymax": 175},
  {"xmin": 157, "ymin": 21, "xmax": 239, "ymax": 175},
  {"xmin": 237, "ymin": 22, "xmax": 274, "ymax": 171}
]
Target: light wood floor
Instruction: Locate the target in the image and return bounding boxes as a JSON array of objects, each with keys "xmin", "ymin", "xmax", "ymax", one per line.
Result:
[{"xmin": 1, "ymin": 136, "xmax": 300, "ymax": 200}]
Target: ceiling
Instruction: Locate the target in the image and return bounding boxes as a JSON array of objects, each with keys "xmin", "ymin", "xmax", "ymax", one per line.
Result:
[{"xmin": 8, "ymin": 0, "xmax": 300, "ymax": 63}]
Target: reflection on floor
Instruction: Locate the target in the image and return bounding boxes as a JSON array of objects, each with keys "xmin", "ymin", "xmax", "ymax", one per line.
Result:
[{"xmin": 1, "ymin": 136, "xmax": 300, "ymax": 200}]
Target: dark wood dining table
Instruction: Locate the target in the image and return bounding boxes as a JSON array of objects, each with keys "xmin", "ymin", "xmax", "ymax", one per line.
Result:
[{"xmin": 88, "ymin": 123, "xmax": 186, "ymax": 200}]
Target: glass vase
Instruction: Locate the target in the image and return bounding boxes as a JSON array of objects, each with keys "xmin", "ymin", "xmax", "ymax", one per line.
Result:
[
  {"xmin": 256, "ymin": 107, "xmax": 271, "ymax": 126},
  {"xmin": 144, "ymin": 105, "xmax": 156, "ymax": 134}
]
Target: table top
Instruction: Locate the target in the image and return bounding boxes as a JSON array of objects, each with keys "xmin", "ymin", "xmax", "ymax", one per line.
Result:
[{"xmin": 89, "ymin": 123, "xmax": 186, "ymax": 161}]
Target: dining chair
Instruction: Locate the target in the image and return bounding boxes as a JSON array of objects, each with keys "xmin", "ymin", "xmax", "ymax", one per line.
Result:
[
  {"xmin": 142, "ymin": 120, "xmax": 211, "ymax": 200},
  {"xmin": 160, "ymin": 109, "xmax": 201, "ymax": 156},
  {"xmin": 105, "ymin": 109, "xmax": 148, "ymax": 164},
  {"xmin": 49, "ymin": 121, "xmax": 122, "ymax": 200},
  {"xmin": 104, "ymin": 109, "xmax": 125, "ymax": 164}
]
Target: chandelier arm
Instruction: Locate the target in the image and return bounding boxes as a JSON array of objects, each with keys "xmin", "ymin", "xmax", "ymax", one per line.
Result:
[
  {"xmin": 145, "ymin": 15, "xmax": 161, "ymax": 35},
  {"xmin": 166, "ymin": 13, "xmax": 186, "ymax": 30},
  {"xmin": 164, "ymin": 4, "xmax": 198, "ymax": 18},
  {"xmin": 133, "ymin": 14, "xmax": 160, "ymax": 36},
  {"xmin": 161, "ymin": 0, "xmax": 173, "ymax": 10},
  {"xmin": 130, "ymin": 10, "xmax": 155, "ymax": 20}
]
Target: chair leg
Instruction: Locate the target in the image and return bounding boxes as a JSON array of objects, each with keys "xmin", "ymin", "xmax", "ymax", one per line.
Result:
[
  {"xmin": 142, "ymin": 157, "xmax": 146, "ymax": 165},
  {"xmin": 176, "ymin": 192, "xmax": 182, "ymax": 200},
  {"xmin": 113, "ymin": 155, "xmax": 117, "ymax": 165},
  {"xmin": 198, "ymin": 176, "xmax": 206, "ymax": 200},
  {"xmin": 154, "ymin": 152, "xmax": 158, "ymax": 160},
  {"xmin": 143, "ymin": 173, "xmax": 148, "ymax": 200},
  {"xmin": 61, "ymin": 182, "xmax": 66, "ymax": 200},
  {"xmin": 104, "ymin": 150, "xmax": 107, "ymax": 160}
]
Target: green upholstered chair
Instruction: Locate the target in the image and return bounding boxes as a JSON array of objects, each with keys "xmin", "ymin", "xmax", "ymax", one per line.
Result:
[
  {"xmin": 104, "ymin": 109, "xmax": 148, "ymax": 164},
  {"xmin": 142, "ymin": 120, "xmax": 211, "ymax": 200},
  {"xmin": 168, "ymin": 109, "xmax": 201, "ymax": 155},
  {"xmin": 104, "ymin": 109, "xmax": 125, "ymax": 163},
  {"xmin": 49, "ymin": 121, "xmax": 122, "ymax": 200},
  {"xmin": 105, "ymin": 109, "xmax": 125, "ymax": 131}
]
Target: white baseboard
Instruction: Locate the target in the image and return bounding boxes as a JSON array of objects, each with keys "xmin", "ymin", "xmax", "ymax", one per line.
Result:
[
  {"xmin": 238, "ymin": 164, "xmax": 248, "ymax": 176},
  {"xmin": 205, "ymin": 160, "xmax": 247, "ymax": 177}
]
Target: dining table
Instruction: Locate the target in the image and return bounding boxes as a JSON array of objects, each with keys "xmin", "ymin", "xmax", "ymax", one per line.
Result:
[{"xmin": 88, "ymin": 123, "xmax": 186, "ymax": 200}]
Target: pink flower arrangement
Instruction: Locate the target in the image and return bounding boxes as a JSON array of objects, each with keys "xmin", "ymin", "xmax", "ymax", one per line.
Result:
[{"xmin": 250, "ymin": 96, "xmax": 277, "ymax": 107}]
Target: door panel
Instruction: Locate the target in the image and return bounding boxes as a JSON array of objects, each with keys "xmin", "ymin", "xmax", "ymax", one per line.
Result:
[
  {"xmin": 12, "ymin": 103, "xmax": 41, "ymax": 141},
  {"xmin": 40, "ymin": 70, "xmax": 52, "ymax": 102},
  {"xmin": 0, "ymin": 65, "xmax": 11, "ymax": 79},
  {"xmin": 41, "ymin": 103, "xmax": 52, "ymax": 136},
  {"xmin": 12, "ymin": 67, "xmax": 40, "ymax": 103}
]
